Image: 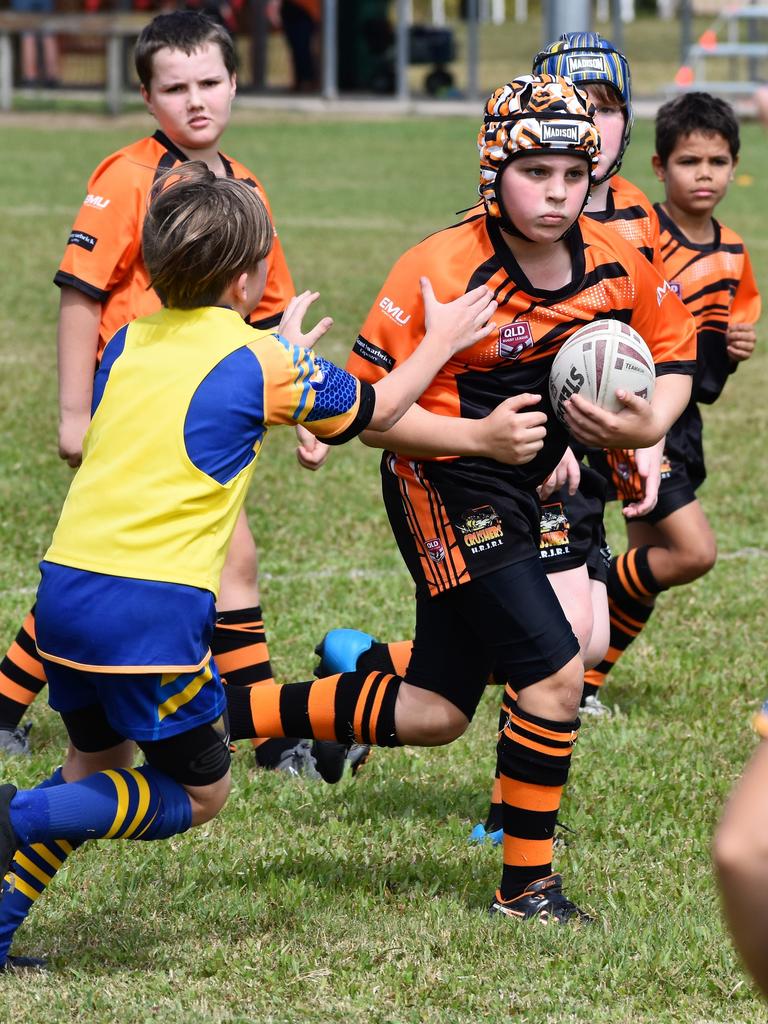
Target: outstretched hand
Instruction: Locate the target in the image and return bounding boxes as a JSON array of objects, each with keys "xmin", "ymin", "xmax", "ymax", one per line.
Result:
[
  {"xmin": 420, "ymin": 277, "xmax": 497, "ymax": 356},
  {"xmin": 278, "ymin": 291, "xmax": 334, "ymax": 349}
]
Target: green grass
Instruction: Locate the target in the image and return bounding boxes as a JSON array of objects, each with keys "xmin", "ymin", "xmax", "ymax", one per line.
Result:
[{"xmin": 0, "ymin": 114, "xmax": 767, "ymax": 1023}]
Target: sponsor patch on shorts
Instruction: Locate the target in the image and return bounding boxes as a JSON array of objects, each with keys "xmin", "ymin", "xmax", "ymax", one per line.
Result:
[
  {"xmin": 455, "ymin": 505, "xmax": 504, "ymax": 554},
  {"xmin": 539, "ymin": 502, "xmax": 570, "ymax": 560}
]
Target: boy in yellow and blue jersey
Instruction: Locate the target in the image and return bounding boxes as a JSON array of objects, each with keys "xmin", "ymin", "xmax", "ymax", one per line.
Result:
[{"xmin": 0, "ymin": 163, "xmax": 496, "ymax": 968}]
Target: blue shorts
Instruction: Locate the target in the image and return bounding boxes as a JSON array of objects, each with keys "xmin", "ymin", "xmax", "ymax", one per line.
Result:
[{"xmin": 43, "ymin": 658, "xmax": 226, "ymax": 744}]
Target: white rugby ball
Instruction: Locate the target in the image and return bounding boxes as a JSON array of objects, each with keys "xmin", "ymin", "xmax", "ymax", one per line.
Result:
[{"xmin": 549, "ymin": 319, "xmax": 655, "ymax": 424}]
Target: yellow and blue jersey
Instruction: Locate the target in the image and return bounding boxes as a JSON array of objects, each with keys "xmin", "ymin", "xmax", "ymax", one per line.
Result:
[{"xmin": 36, "ymin": 305, "xmax": 374, "ymax": 673}]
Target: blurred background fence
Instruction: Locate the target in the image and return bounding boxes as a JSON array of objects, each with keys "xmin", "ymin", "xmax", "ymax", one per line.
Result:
[{"xmin": 1, "ymin": 0, "xmax": 767, "ymax": 113}]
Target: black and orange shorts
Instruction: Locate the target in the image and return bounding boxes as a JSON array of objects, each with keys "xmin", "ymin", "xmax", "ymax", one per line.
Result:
[
  {"xmin": 538, "ymin": 464, "xmax": 610, "ymax": 584},
  {"xmin": 380, "ymin": 454, "xmax": 578, "ymax": 713}
]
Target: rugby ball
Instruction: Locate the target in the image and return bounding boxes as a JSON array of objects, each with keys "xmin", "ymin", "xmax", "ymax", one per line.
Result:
[{"xmin": 549, "ymin": 319, "xmax": 655, "ymax": 424}]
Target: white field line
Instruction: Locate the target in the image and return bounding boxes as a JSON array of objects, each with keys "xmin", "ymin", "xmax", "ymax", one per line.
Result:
[{"xmin": 0, "ymin": 548, "xmax": 765, "ymax": 598}]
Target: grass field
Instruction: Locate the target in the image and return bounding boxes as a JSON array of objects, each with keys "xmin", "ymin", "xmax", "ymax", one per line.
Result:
[{"xmin": 0, "ymin": 111, "xmax": 767, "ymax": 1023}]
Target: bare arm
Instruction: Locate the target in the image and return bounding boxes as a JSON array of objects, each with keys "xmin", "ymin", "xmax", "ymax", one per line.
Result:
[
  {"xmin": 278, "ymin": 280, "xmax": 497, "ymax": 437},
  {"xmin": 367, "ymin": 279, "xmax": 496, "ymax": 432},
  {"xmin": 57, "ymin": 287, "xmax": 101, "ymax": 468},
  {"xmin": 360, "ymin": 393, "xmax": 547, "ymax": 465}
]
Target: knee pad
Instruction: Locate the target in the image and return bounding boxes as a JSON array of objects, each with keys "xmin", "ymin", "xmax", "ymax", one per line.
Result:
[{"xmin": 139, "ymin": 712, "xmax": 231, "ymax": 786}]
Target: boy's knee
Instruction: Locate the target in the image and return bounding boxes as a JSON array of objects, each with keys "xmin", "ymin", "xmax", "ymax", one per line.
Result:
[
  {"xmin": 187, "ymin": 771, "xmax": 231, "ymax": 826},
  {"xmin": 518, "ymin": 656, "xmax": 583, "ymax": 721},
  {"xmin": 672, "ymin": 535, "xmax": 717, "ymax": 584},
  {"xmin": 394, "ymin": 684, "xmax": 469, "ymax": 745}
]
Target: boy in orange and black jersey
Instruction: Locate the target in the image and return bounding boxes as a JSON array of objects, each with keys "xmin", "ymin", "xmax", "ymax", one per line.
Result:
[
  {"xmin": 225, "ymin": 76, "xmax": 696, "ymax": 923},
  {"xmin": 312, "ymin": 35, "xmax": 672, "ymax": 849},
  {"xmin": 0, "ymin": 12, "xmax": 329, "ymax": 779},
  {"xmin": 584, "ymin": 92, "xmax": 760, "ymax": 697}
]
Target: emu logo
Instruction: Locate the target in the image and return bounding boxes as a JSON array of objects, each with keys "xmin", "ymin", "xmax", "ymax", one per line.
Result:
[
  {"xmin": 84, "ymin": 193, "xmax": 110, "ymax": 209},
  {"xmin": 541, "ymin": 122, "xmax": 580, "ymax": 143},
  {"xmin": 379, "ymin": 297, "xmax": 411, "ymax": 326}
]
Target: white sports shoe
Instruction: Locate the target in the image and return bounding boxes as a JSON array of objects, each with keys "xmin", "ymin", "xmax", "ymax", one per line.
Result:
[{"xmin": 579, "ymin": 693, "xmax": 612, "ymax": 718}]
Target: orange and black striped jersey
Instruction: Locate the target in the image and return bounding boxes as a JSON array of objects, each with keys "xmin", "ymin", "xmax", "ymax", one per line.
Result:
[
  {"xmin": 349, "ymin": 212, "xmax": 696, "ymax": 491},
  {"xmin": 54, "ymin": 131, "xmax": 294, "ymax": 356},
  {"xmin": 582, "ymin": 176, "xmax": 663, "ymax": 500},
  {"xmin": 586, "ymin": 174, "xmax": 663, "ymax": 272},
  {"xmin": 655, "ymin": 203, "xmax": 761, "ymax": 404}
]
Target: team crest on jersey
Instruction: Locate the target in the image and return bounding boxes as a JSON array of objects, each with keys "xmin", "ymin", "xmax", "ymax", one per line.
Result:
[
  {"xmin": 455, "ymin": 505, "xmax": 504, "ymax": 554},
  {"xmin": 499, "ymin": 321, "xmax": 533, "ymax": 359},
  {"xmin": 669, "ymin": 280, "xmax": 682, "ymax": 299},
  {"xmin": 539, "ymin": 503, "xmax": 570, "ymax": 559},
  {"xmin": 424, "ymin": 537, "xmax": 445, "ymax": 563}
]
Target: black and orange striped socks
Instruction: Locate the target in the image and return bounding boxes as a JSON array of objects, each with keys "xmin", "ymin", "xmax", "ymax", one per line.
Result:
[
  {"xmin": 497, "ymin": 698, "xmax": 579, "ymax": 901},
  {"xmin": 357, "ymin": 641, "xmax": 413, "ymax": 678},
  {"xmin": 0, "ymin": 608, "xmax": 47, "ymax": 730},
  {"xmin": 583, "ymin": 547, "xmax": 663, "ymax": 696},
  {"xmin": 211, "ymin": 607, "xmax": 274, "ymax": 688},
  {"xmin": 226, "ymin": 670, "xmax": 403, "ymax": 748},
  {"xmin": 483, "ymin": 688, "xmax": 516, "ymax": 833},
  {"xmin": 211, "ymin": 606, "xmax": 296, "ymax": 767}
]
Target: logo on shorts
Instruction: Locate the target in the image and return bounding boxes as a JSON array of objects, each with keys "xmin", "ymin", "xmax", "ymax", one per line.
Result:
[
  {"xmin": 455, "ymin": 505, "xmax": 504, "ymax": 554},
  {"xmin": 499, "ymin": 321, "xmax": 534, "ymax": 359},
  {"xmin": 539, "ymin": 502, "xmax": 570, "ymax": 559},
  {"xmin": 424, "ymin": 537, "xmax": 445, "ymax": 563},
  {"xmin": 67, "ymin": 230, "xmax": 97, "ymax": 252},
  {"xmin": 660, "ymin": 449, "xmax": 672, "ymax": 479}
]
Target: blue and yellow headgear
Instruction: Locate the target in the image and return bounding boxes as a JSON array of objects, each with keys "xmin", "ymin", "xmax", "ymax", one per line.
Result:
[{"xmin": 533, "ymin": 32, "xmax": 632, "ymax": 182}]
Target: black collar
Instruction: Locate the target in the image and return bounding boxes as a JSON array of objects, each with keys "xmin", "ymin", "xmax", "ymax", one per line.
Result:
[
  {"xmin": 153, "ymin": 130, "xmax": 233, "ymax": 178},
  {"xmin": 485, "ymin": 216, "xmax": 586, "ymax": 302},
  {"xmin": 654, "ymin": 202, "xmax": 721, "ymax": 252}
]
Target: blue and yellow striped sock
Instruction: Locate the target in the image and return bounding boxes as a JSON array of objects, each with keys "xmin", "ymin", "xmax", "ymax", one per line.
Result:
[
  {"xmin": 0, "ymin": 767, "xmax": 81, "ymax": 966},
  {"xmin": 9, "ymin": 765, "xmax": 192, "ymax": 846}
]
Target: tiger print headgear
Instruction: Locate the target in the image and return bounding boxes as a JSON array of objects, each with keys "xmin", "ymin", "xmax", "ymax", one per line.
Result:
[{"xmin": 478, "ymin": 74, "xmax": 600, "ymax": 237}]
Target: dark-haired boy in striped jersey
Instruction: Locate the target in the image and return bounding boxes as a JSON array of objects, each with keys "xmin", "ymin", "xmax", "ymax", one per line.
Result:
[{"xmin": 583, "ymin": 91, "xmax": 760, "ymax": 700}]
